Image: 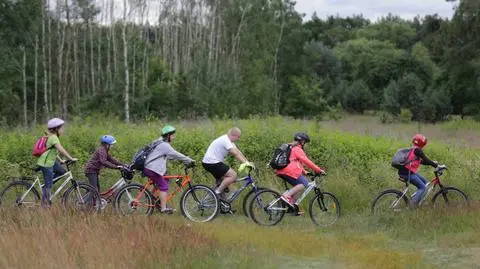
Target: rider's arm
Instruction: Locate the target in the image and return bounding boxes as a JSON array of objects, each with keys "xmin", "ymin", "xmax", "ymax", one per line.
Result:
[
  {"xmin": 415, "ymin": 148, "xmax": 438, "ymax": 167},
  {"xmin": 165, "ymin": 144, "xmax": 194, "ymax": 164},
  {"xmin": 228, "ymin": 147, "xmax": 248, "ymax": 163},
  {"xmin": 295, "ymin": 148, "xmax": 324, "ymax": 174},
  {"xmin": 55, "ymin": 143, "xmax": 75, "ymax": 161},
  {"xmin": 107, "ymin": 155, "xmax": 123, "ymax": 166},
  {"xmin": 98, "ymin": 147, "xmax": 121, "ymax": 169}
]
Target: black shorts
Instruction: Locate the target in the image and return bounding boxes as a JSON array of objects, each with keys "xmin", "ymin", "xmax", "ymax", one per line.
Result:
[{"xmin": 202, "ymin": 162, "xmax": 230, "ymax": 185}]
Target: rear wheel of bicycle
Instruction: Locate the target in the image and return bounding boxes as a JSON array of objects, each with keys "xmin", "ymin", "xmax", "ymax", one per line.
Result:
[
  {"xmin": 62, "ymin": 183, "xmax": 101, "ymax": 212},
  {"xmin": 371, "ymin": 189, "xmax": 409, "ymax": 217},
  {"xmin": 309, "ymin": 192, "xmax": 341, "ymax": 227},
  {"xmin": 0, "ymin": 180, "xmax": 41, "ymax": 208},
  {"xmin": 432, "ymin": 187, "xmax": 469, "ymax": 210},
  {"xmin": 180, "ymin": 184, "xmax": 219, "ymax": 222},
  {"xmin": 114, "ymin": 183, "xmax": 154, "ymax": 216},
  {"xmin": 242, "ymin": 187, "xmax": 267, "ymax": 217},
  {"xmin": 249, "ymin": 189, "xmax": 286, "ymax": 226}
]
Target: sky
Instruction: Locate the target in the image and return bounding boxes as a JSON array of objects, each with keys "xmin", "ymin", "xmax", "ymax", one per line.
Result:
[{"xmin": 294, "ymin": 0, "xmax": 457, "ymax": 21}]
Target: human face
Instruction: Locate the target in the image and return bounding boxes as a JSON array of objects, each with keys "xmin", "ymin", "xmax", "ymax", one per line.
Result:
[
  {"xmin": 169, "ymin": 133, "xmax": 176, "ymax": 142},
  {"xmin": 229, "ymin": 133, "xmax": 240, "ymax": 142},
  {"xmin": 57, "ymin": 125, "xmax": 65, "ymax": 136}
]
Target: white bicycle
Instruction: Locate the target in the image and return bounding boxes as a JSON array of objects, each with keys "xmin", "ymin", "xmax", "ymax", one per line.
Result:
[{"xmin": 0, "ymin": 160, "xmax": 100, "ymax": 211}]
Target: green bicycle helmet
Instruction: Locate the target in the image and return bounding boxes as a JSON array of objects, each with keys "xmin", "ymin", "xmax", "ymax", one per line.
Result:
[{"xmin": 161, "ymin": 125, "xmax": 176, "ymax": 136}]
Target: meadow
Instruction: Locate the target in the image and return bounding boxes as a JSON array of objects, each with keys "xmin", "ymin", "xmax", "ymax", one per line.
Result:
[{"xmin": 0, "ymin": 116, "xmax": 479, "ymax": 268}]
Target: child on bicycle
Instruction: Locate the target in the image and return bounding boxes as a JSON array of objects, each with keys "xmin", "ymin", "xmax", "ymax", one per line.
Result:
[
  {"xmin": 36, "ymin": 118, "xmax": 77, "ymax": 207},
  {"xmin": 276, "ymin": 132, "xmax": 325, "ymax": 213},
  {"xmin": 84, "ymin": 135, "xmax": 127, "ymax": 192},
  {"xmin": 143, "ymin": 125, "xmax": 195, "ymax": 214},
  {"xmin": 397, "ymin": 134, "xmax": 444, "ymax": 208}
]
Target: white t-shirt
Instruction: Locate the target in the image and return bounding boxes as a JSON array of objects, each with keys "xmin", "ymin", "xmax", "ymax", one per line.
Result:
[{"xmin": 202, "ymin": 134, "xmax": 236, "ymax": 164}]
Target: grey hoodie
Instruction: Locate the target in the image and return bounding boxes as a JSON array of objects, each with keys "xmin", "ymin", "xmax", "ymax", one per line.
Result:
[{"xmin": 144, "ymin": 139, "xmax": 193, "ymax": 176}]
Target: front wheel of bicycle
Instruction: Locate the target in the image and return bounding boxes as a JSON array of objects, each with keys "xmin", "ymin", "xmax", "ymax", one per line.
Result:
[
  {"xmin": 371, "ymin": 189, "xmax": 409, "ymax": 217},
  {"xmin": 309, "ymin": 192, "xmax": 341, "ymax": 227},
  {"xmin": 114, "ymin": 183, "xmax": 154, "ymax": 216},
  {"xmin": 432, "ymin": 187, "xmax": 469, "ymax": 209},
  {"xmin": 242, "ymin": 187, "xmax": 267, "ymax": 217},
  {"xmin": 62, "ymin": 183, "xmax": 101, "ymax": 212},
  {"xmin": 249, "ymin": 189, "xmax": 286, "ymax": 226},
  {"xmin": 180, "ymin": 184, "xmax": 219, "ymax": 223},
  {"xmin": 0, "ymin": 180, "xmax": 41, "ymax": 208}
]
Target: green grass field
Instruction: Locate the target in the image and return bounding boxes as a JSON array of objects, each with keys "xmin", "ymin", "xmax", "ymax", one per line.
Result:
[{"xmin": 0, "ymin": 116, "xmax": 479, "ymax": 268}]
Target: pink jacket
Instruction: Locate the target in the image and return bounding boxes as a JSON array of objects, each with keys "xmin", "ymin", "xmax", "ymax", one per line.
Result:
[{"xmin": 276, "ymin": 145, "xmax": 324, "ymax": 179}]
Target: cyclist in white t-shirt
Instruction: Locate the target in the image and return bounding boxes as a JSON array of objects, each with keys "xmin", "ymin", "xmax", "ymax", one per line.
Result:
[{"xmin": 202, "ymin": 127, "xmax": 253, "ymax": 199}]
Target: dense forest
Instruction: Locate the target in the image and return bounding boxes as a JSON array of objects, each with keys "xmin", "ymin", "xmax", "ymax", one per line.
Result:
[{"xmin": 0, "ymin": 0, "xmax": 477, "ymax": 126}]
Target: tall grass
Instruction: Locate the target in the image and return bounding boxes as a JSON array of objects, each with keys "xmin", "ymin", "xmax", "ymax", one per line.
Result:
[{"xmin": 0, "ymin": 116, "xmax": 479, "ymax": 213}]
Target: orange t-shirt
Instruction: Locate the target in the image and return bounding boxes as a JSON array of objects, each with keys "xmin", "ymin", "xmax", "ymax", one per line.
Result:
[{"xmin": 275, "ymin": 145, "xmax": 323, "ymax": 179}]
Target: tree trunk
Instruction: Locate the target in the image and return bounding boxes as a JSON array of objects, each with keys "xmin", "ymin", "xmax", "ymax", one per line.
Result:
[
  {"xmin": 89, "ymin": 22, "xmax": 96, "ymax": 94},
  {"xmin": 34, "ymin": 35, "xmax": 39, "ymax": 126},
  {"xmin": 123, "ymin": 0, "xmax": 130, "ymax": 122},
  {"xmin": 273, "ymin": 13, "xmax": 285, "ymax": 115},
  {"xmin": 22, "ymin": 46, "xmax": 28, "ymax": 127},
  {"xmin": 42, "ymin": 0, "xmax": 49, "ymax": 120}
]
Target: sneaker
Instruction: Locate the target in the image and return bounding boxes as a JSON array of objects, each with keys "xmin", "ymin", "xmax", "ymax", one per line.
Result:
[
  {"xmin": 280, "ymin": 195, "xmax": 295, "ymax": 207},
  {"xmin": 160, "ymin": 207, "xmax": 175, "ymax": 214}
]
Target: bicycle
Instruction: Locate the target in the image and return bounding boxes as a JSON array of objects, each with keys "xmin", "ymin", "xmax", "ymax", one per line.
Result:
[
  {"xmin": 248, "ymin": 173, "xmax": 341, "ymax": 226},
  {"xmin": 371, "ymin": 165, "xmax": 469, "ymax": 216},
  {"xmin": 114, "ymin": 165, "xmax": 219, "ymax": 222},
  {"xmin": 0, "ymin": 160, "xmax": 100, "ymax": 211},
  {"xmin": 97, "ymin": 166, "xmax": 135, "ymax": 210},
  {"xmin": 212, "ymin": 166, "xmax": 269, "ymax": 216}
]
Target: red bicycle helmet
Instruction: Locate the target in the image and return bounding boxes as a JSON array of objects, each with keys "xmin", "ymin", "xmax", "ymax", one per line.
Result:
[{"xmin": 412, "ymin": 134, "xmax": 427, "ymax": 148}]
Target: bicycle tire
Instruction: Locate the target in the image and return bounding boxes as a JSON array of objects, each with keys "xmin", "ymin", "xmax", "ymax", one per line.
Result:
[
  {"xmin": 432, "ymin": 186, "xmax": 469, "ymax": 209},
  {"xmin": 114, "ymin": 183, "xmax": 154, "ymax": 216},
  {"xmin": 308, "ymin": 192, "xmax": 341, "ymax": 227},
  {"xmin": 62, "ymin": 183, "xmax": 101, "ymax": 212},
  {"xmin": 242, "ymin": 187, "xmax": 267, "ymax": 217},
  {"xmin": 0, "ymin": 180, "xmax": 41, "ymax": 208},
  {"xmin": 249, "ymin": 189, "xmax": 286, "ymax": 226},
  {"xmin": 371, "ymin": 189, "xmax": 409, "ymax": 216},
  {"xmin": 180, "ymin": 184, "xmax": 219, "ymax": 223}
]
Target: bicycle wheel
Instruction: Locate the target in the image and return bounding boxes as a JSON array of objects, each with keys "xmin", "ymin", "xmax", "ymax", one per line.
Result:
[
  {"xmin": 371, "ymin": 189, "xmax": 409, "ymax": 217},
  {"xmin": 242, "ymin": 187, "xmax": 266, "ymax": 217},
  {"xmin": 62, "ymin": 183, "xmax": 101, "ymax": 212},
  {"xmin": 0, "ymin": 181, "xmax": 40, "ymax": 208},
  {"xmin": 309, "ymin": 192, "xmax": 341, "ymax": 227},
  {"xmin": 249, "ymin": 189, "xmax": 286, "ymax": 226},
  {"xmin": 180, "ymin": 184, "xmax": 219, "ymax": 223},
  {"xmin": 114, "ymin": 183, "xmax": 154, "ymax": 216},
  {"xmin": 432, "ymin": 187, "xmax": 469, "ymax": 210}
]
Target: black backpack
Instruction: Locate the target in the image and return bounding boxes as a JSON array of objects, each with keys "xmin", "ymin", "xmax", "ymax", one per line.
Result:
[
  {"xmin": 391, "ymin": 147, "xmax": 414, "ymax": 169},
  {"xmin": 269, "ymin": 144, "xmax": 292, "ymax": 169},
  {"xmin": 130, "ymin": 140, "xmax": 163, "ymax": 171}
]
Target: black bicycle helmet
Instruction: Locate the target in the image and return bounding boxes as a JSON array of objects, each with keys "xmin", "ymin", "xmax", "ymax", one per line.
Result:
[{"xmin": 294, "ymin": 132, "xmax": 310, "ymax": 143}]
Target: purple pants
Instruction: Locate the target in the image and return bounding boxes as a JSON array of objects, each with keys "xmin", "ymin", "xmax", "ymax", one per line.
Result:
[{"xmin": 143, "ymin": 168, "xmax": 168, "ymax": 192}]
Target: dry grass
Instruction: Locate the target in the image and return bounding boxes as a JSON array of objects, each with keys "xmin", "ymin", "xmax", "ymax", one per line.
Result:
[{"xmin": 321, "ymin": 115, "xmax": 480, "ymax": 149}]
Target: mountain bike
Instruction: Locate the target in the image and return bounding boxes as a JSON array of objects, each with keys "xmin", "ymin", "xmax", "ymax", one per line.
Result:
[
  {"xmin": 114, "ymin": 165, "xmax": 219, "ymax": 222},
  {"xmin": 97, "ymin": 167, "xmax": 135, "ymax": 210},
  {"xmin": 212, "ymin": 166, "xmax": 270, "ymax": 216},
  {"xmin": 371, "ymin": 165, "xmax": 469, "ymax": 216},
  {"xmin": 249, "ymin": 173, "xmax": 341, "ymax": 226},
  {"xmin": 0, "ymin": 160, "xmax": 100, "ymax": 212}
]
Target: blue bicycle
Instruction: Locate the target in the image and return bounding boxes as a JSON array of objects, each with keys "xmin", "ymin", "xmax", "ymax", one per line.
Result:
[{"xmin": 213, "ymin": 166, "xmax": 269, "ymax": 216}]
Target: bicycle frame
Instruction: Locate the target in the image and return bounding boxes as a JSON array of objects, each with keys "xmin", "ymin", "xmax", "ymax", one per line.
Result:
[
  {"xmin": 267, "ymin": 175, "xmax": 324, "ymax": 210},
  {"xmin": 395, "ymin": 167, "xmax": 446, "ymax": 207},
  {"xmin": 223, "ymin": 172, "xmax": 258, "ymax": 202},
  {"xmin": 20, "ymin": 171, "xmax": 74, "ymax": 203},
  {"xmin": 131, "ymin": 169, "xmax": 193, "ymax": 208}
]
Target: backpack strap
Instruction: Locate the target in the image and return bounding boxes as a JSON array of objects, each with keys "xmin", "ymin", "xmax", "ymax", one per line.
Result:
[{"xmin": 144, "ymin": 140, "xmax": 165, "ymax": 166}]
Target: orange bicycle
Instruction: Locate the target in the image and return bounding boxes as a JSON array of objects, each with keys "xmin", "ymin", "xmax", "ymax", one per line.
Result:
[{"xmin": 113, "ymin": 165, "xmax": 219, "ymax": 222}]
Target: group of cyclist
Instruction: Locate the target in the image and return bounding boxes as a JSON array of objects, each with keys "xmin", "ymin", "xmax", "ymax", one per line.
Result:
[{"xmin": 37, "ymin": 117, "xmax": 437, "ymax": 212}]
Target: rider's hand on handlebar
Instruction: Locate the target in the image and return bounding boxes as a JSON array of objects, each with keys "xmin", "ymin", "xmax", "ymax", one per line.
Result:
[{"xmin": 316, "ymin": 170, "xmax": 327, "ymax": 176}]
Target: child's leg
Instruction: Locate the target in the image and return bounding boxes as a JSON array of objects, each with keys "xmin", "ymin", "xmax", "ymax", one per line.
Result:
[
  {"xmin": 86, "ymin": 173, "xmax": 100, "ymax": 192},
  {"xmin": 40, "ymin": 166, "xmax": 54, "ymax": 206},
  {"xmin": 154, "ymin": 177, "xmax": 169, "ymax": 210},
  {"xmin": 409, "ymin": 173, "xmax": 427, "ymax": 206},
  {"xmin": 290, "ymin": 176, "xmax": 309, "ymax": 200},
  {"xmin": 52, "ymin": 161, "xmax": 67, "ymax": 178}
]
